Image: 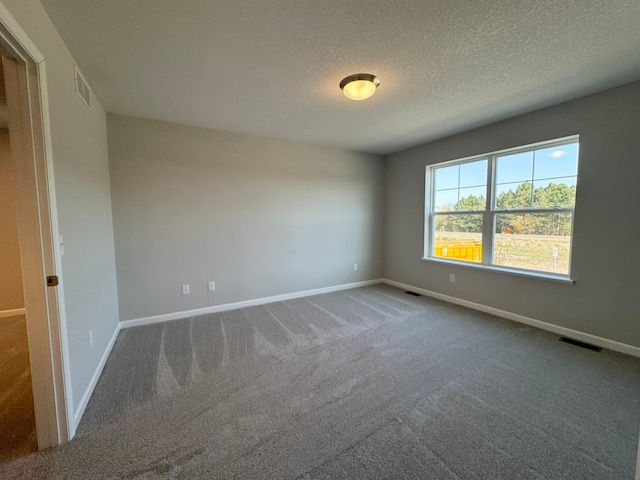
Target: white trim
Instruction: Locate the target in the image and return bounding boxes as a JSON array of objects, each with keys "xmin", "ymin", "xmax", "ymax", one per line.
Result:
[
  {"xmin": 0, "ymin": 307, "xmax": 26, "ymax": 317},
  {"xmin": 37, "ymin": 59, "xmax": 75, "ymax": 442},
  {"xmin": 0, "ymin": 2, "xmax": 44, "ymax": 63},
  {"xmin": 425, "ymin": 135, "xmax": 579, "ymax": 281},
  {"xmin": 71, "ymin": 322, "xmax": 121, "ymax": 434},
  {"xmin": 433, "ymin": 135, "xmax": 580, "ymax": 168},
  {"xmin": 381, "ymin": 278, "xmax": 640, "ymax": 358},
  {"xmin": 121, "ymin": 279, "xmax": 383, "ymax": 329},
  {"xmin": 0, "ymin": 7, "xmax": 71, "ymax": 447},
  {"xmin": 420, "ymin": 257, "xmax": 575, "ymax": 285}
]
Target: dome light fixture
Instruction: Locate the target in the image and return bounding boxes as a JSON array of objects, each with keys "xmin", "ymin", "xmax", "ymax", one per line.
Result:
[{"xmin": 339, "ymin": 73, "xmax": 380, "ymax": 101}]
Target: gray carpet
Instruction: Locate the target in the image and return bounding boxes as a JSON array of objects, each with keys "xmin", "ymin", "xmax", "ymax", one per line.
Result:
[{"xmin": 1, "ymin": 284, "xmax": 639, "ymax": 479}]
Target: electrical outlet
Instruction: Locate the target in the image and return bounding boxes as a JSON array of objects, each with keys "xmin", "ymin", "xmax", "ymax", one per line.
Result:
[
  {"xmin": 182, "ymin": 284, "xmax": 190, "ymax": 295},
  {"xmin": 89, "ymin": 330, "xmax": 94, "ymax": 348},
  {"xmin": 449, "ymin": 274, "xmax": 455, "ymax": 283},
  {"xmin": 353, "ymin": 263, "xmax": 358, "ymax": 272},
  {"xmin": 208, "ymin": 281, "xmax": 216, "ymax": 292}
]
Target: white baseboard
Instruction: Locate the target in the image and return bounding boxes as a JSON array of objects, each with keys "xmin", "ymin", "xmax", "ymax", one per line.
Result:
[
  {"xmin": 120, "ymin": 277, "xmax": 640, "ymax": 358},
  {"xmin": 70, "ymin": 277, "xmax": 640, "ymax": 476},
  {"xmin": 0, "ymin": 308, "xmax": 26, "ymax": 318},
  {"xmin": 121, "ymin": 279, "xmax": 384, "ymax": 329},
  {"xmin": 71, "ymin": 322, "xmax": 121, "ymax": 435},
  {"xmin": 382, "ymin": 278, "xmax": 640, "ymax": 358}
]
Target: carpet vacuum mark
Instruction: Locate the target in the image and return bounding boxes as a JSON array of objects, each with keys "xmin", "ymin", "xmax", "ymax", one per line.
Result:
[{"xmin": 1, "ymin": 285, "xmax": 639, "ymax": 479}]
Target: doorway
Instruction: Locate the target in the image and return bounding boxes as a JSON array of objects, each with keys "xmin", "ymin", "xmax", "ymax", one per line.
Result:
[
  {"xmin": 0, "ymin": 11, "xmax": 70, "ymax": 455},
  {"xmin": 0, "ymin": 58, "xmax": 37, "ymax": 460}
]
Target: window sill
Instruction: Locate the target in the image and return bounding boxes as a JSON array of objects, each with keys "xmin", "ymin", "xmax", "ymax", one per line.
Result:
[{"xmin": 420, "ymin": 257, "xmax": 575, "ymax": 285}]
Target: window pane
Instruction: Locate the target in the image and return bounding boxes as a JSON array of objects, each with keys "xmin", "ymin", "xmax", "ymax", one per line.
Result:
[
  {"xmin": 494, "ymin": 213, "xmax": 572, "ymax": 274},
  {"xmin": 496, "ymin": 151, "xmax": 533, "ymax": 184},
  {"xmin": 434, "ymin": 214, "xmax": 483, "ymax": 263},
  {"xmin": 434, "ymin": 165, "xmax": 458, "ymax": 190},
  {"xmin": 459, "ymin": 160, "xmax": 487, "ymax": 188},
  {"xmin": 457, "ymin": 187, "xmax": 486, "ymax": 211},
  {"xmin": 532, "ymin": 178, "xmax": 577, "ymax": 208},
  {"xmin": 495, "ymin": 182, "xmax": 533, "ymax": 209},
  {"xmin": 533, "ymin": 143, "xmax": 579, "ymax": 180},
  {"xmin": 434, "ymin": 189, "xmax": 458, "ymax": 212}
]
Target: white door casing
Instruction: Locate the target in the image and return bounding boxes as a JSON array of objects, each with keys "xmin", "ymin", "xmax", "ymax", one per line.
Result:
[{"xmin": 0, "ymin": 2, "xmax": 71, "ymax": 448}]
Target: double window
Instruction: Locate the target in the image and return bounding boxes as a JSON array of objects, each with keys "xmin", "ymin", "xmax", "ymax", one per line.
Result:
[{"xmin": 425, "ymin": 136, "xmax": 579, "ymax": 277}]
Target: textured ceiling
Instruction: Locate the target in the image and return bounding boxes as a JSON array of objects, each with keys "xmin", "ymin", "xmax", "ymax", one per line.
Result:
[{"xmin": 40, "ymin": 0, "xmax": 640, "ymax": 155}]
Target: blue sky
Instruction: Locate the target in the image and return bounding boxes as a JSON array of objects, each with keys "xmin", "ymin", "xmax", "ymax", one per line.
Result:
[
  {"xmin": 496, "ymin": 143, "xmax": 578, "ymax": 185},
  {"xmin": 434, "ymin": 143, "xmax": 578, "ymax": 210},
  {"xmin": 435, "ymin": 160, "xmax": 487, "ymax": 190}
]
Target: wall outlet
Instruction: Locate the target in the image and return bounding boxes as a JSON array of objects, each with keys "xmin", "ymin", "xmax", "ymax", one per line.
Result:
[
  {"xmin": 89, "ymin": 329, "xmax": 94, "ymax": 348},
  {"xmin": 208, "ymin": 281, "xmax": 216, "ymax": 292},
  {"xmin": 182, "ymin": 284, "xmax": 190, "ymax": 295},
  {"xmin": 353, "ymin": 263, "xmax": 358, "ymax": 272},
  {"xmin": 449, "ymin": 274, "xmax": 455, "ymax": 283}
]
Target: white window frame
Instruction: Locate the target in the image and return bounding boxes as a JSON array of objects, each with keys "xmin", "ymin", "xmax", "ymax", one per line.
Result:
[{"xmin": 423, "ymin": 135, "xmax": 579, "ymax": 283}]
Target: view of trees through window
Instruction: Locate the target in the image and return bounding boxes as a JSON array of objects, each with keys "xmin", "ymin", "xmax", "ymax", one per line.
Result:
[{"xmin": 429, "ymin": 139, "xmax": 578, "ymax": 275}]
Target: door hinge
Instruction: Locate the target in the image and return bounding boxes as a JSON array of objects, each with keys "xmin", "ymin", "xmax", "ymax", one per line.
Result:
[{"xmin": 46, "ymin": 275, "xmax": 59, "ymax": 287}]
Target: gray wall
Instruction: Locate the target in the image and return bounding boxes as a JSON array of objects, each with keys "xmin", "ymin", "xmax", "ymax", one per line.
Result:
[
  {"xmin": 0, "ymin": 130, "xmax": 24, "ymax": 311},
  {"xmin": 3, "ymin": 0, "xmax": 120, "ymax": 411},
  {"xmin": 108, "ymin": 114, "xmax": 384, "ymax": 321},
  {"xmin": 385, "ymin": 81, "xmax": 640, "ymax": 347}
]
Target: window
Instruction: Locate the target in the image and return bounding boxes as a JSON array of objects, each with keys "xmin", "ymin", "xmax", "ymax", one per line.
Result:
[{"xmin": 426, "ymin": 136, "xmax": 579, "ymax": 277}]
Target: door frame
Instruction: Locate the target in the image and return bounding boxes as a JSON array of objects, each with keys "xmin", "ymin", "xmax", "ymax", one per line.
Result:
[{"xmin": 0, "ymin": 3, "xmax": 72, "ymax": 446}]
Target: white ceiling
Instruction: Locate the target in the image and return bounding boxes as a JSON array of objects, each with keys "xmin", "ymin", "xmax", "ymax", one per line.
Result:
[{"xmin": 40, "ymin": 0, "xmax": 640, "ymax": 155}]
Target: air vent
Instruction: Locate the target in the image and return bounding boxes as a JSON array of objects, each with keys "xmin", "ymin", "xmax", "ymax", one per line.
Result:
[
  {"xmin": 559, "ymin": 337, "xmax": 602, "ymax": 352},
  {"xmin": 405, "ymin": 291, "xmax": 421, "ymax": 297},
  {"xmin": 74, "ymin": 65, "xmax": 92, "ymax": 110}
]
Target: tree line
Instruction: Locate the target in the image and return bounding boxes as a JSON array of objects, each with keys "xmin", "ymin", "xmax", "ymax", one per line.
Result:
[{"xmin": 436, "ymin": 182, "xmax": 575, "ymax": 236}]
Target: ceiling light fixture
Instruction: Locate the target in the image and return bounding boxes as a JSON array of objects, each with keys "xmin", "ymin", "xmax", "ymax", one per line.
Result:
[{"xmin": 339, "ymin": 73, "xmax": 380, "ymax": 101}]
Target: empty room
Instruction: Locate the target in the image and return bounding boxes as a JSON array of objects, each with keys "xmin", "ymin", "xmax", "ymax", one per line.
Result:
[{"xmin": 0, "ymin": 0, "xmax": 639, "ymax": 478}]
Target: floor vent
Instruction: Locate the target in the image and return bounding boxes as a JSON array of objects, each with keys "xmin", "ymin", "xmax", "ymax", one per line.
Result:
[
  {"xmin": 559, "ymin": 337, "xmax": 602, "ymax": 352},
  {"xmin": 74, "ymin": 65, "xmax": 92, "ymax": 110},
  {"xmin": 405, "ymin": 291, "xmax": 421, "ymax": 297}
]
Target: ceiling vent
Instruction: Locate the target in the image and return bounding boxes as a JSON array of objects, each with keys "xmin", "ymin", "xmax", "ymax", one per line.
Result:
[
  {"xmin": 559, "ymin": 337, "xmax": 602, "ymax": 352},
  {"xmin": 74, "ymin": 65, "xmax": 92, "ymax": 110}
]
